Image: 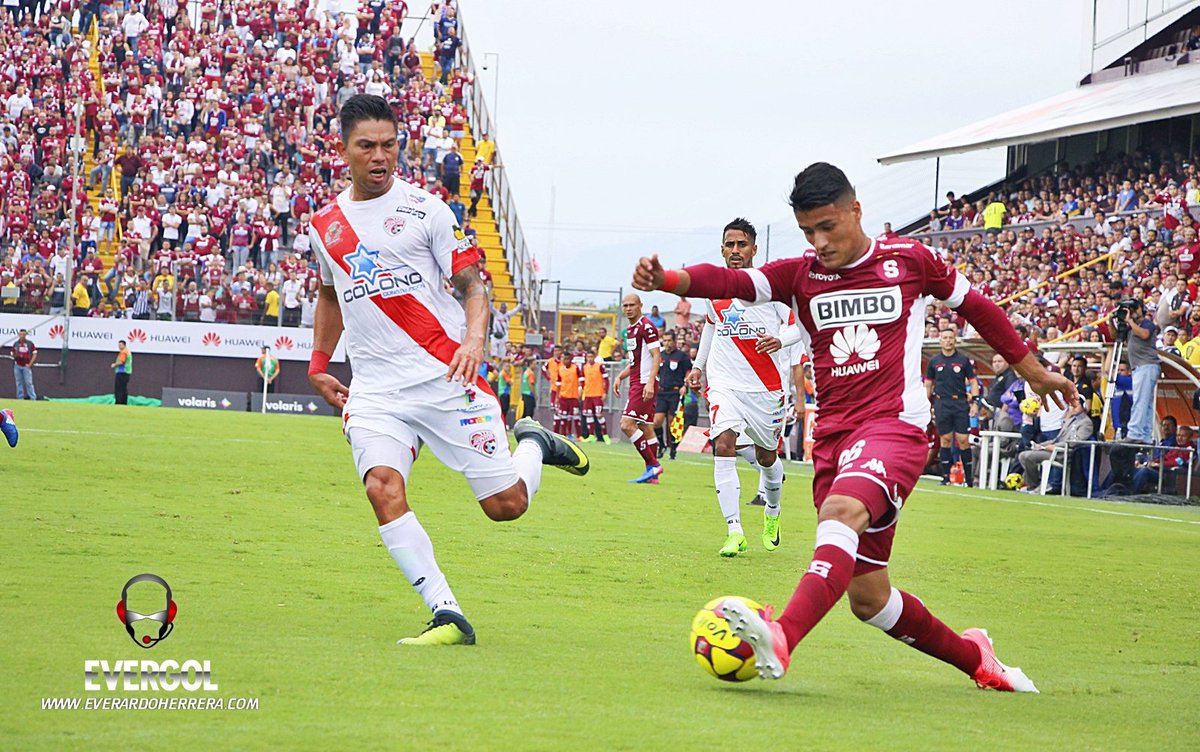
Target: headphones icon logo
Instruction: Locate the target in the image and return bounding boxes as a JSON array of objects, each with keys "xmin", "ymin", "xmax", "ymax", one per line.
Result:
[{"xmin": 116, "ymin": 574, "xmax": 177, "ymax": 648}]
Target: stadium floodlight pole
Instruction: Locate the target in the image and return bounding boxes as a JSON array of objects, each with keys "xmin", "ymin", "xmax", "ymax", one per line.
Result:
[
  {"xmin": 482, "ymin": 52, "xmax": 499, "ymax": 135},
  {"xmin": 63, "ymin": 99, "xmax": 85, "ymax": 382}
]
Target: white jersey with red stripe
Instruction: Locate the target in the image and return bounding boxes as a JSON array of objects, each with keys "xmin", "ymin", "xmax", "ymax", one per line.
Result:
[
  {"xmin": 740, "ymin": 237, "xmax": 969, "ymax": 438},
  {"xmin": 309, "ymin": 178, "xmax": 479, "ymax": 394},
  {"xmin": 703, "ymin": 298, "xmax": 797, "ymax": 392}
]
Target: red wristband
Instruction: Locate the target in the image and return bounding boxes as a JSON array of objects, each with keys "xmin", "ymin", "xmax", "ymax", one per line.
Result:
[
  {"xmin": 661, "ymin": 269, "xmax": 680, "ymax": 292},
  {"xmin": 308, "ymin": 350, "xmax": 332, "ymax": 376}
]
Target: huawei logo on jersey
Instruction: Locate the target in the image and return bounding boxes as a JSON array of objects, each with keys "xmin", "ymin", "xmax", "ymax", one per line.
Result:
[
  {"xmin": 810, "ymin": 286, "xmax": 902, "ymax": 331},
  {"xmin": 829, "ymin": 324, "xmax": 881, "ymax": 378}
]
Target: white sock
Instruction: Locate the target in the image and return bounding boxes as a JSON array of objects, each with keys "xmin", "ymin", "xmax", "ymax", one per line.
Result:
[
  {"xmin": 512, "ymin": 439, "xmax": 542, "ymax": 500},
  {"xmin": 863, "ymin": 587, "xmax": 904, "ymax": 630},
  {"xmin": 814, "ymin": 519, "xmax": 859, "ymax": 558},
  {"xmin": 736, "ymin": 445, "xmax": 760, "ymax": 469},
  {"xmin": 714, "ymin": 456, "xmax": 742, "ymax": 534},
  {"xmin": 761, "ymin": 457, "xmax": 783, "ymax": 517},
  {"xmin": 379, "ymin": 512, "xmax": 462, "ymax": 615}
]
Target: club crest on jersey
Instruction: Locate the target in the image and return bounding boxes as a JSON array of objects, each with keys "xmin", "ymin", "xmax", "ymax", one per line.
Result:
[
  {"xmin": 383, "ymin": 216, "xmax": 407, "ymax": 236},
  {"xmin": 470, "ymin": 430, "xmax": 497, "ymax": 457},
  {"xmin": 809, "ymin": 286, "xmax": 902, "ymax": 331},
  {"xmin": 716, "ymin": 301, "xmax": 767, "ymax": 340},
  {"xmin": 324, "ymin": 221, "xmax": 343, "ymax": 248},
  {"xmin": 342, "ymin": 243, "xmax": 425, "ymax": 302}
]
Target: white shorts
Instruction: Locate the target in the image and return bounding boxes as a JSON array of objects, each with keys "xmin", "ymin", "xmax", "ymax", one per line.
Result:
[
  {"xmin": 343, "ymin": 378, "xmax": 518, "ymax": 501},
  {"xmin": 707, "ymin": 387, "xmax": 785, "ymax": 451}
]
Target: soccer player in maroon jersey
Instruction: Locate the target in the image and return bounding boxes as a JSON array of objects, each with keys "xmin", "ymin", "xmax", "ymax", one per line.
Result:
[
  {"xmin": 613, "ymin": 294, "xmax": 664, "ymax": 483},
  {"xmin": 633, "ymin": 163, "xmax": 1077, "ymax": 691}
]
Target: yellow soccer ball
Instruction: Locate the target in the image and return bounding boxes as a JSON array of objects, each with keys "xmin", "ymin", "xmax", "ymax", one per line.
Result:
[
  {"xmin": 690, "ymin": 596, "xmax": 762, "ymax": 682},
  {"xmin": 1005, "ymin": 472, "xmax": 1025, "ymax": 490},
  {"xmin": 1019, "ymin": 397, "xmax": 1041, "ymax": 415}
]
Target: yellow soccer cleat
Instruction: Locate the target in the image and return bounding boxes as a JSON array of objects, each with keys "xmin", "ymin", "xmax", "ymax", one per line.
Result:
[{"xmin": 397, "ymin": 610, "xmax": 477, "ymax": 646}]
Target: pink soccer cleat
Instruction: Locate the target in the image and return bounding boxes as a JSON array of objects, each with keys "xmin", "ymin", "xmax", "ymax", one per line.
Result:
[
  {"xmin": 963, "ymin": 628, "xmax": 1039, "ymax": 693},
  {"xmin": 722, "ymin": 600, "xmax": 790, "ymax": 680}
]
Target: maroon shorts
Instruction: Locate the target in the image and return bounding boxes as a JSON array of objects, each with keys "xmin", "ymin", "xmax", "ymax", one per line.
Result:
[
  {"xmin": 583, "ymin": 396, "xmax": 604, "ymax": 413},
  {"xmin": 623, "ymin": 387, "xmax": 654, "ymax": 423},
  {"xmin": 558, "ymin": 397, "xmax": 580, "ymax": 415},
  {"xmin": 810, "ymin": 418, "xmax": 928, "ymax": 575}
]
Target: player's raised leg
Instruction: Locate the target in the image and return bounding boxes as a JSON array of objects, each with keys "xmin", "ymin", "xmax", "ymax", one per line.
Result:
[
  {"xmin": 1, "ymin": 408, "xmax": 17, "ymax": 447},
  {"xmin": 849, "ymin": 570, "xmax": 1038, "ymax": 692}
]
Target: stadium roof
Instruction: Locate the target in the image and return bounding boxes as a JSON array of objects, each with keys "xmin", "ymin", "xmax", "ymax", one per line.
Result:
[{"xmin": 878, "ymin": 63, "xmax": 1200, "ymax": 165}]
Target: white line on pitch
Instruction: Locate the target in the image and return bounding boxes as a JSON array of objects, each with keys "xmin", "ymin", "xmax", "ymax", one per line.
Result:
[{"xmin": 613, "ymin": 448, "xmax": 1200, "ymax": 528}]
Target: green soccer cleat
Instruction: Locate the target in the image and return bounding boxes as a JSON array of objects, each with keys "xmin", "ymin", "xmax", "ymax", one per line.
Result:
[
  {"xmin": 762, "ymin": 513, "xmax": 781, "ymax": 552},
  {"xmin": 397, "ymin": 610, "xmax": 477, "ymax": 646},
  {"xmin": 513, "ymin": 417, "xmax": 590, "ymax": 476},
  {"xmin": 718, "ymin": 532, "xmax": 748, "ymax": 557}
]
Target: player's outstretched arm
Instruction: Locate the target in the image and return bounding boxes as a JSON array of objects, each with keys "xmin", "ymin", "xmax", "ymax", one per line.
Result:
[
  {"xmin": 633, "ymin": 254, "xmax": 788, "ymax": 304},
  {"xmin": 448, "ymin": 266, "xmax": 489, "ymax": 384},
  {"xmin": 954, "ymin": 289, "xmax": 1078, "ymax": 409},
  {"xmin": 308, "ymin": 284, "xmax": 349, "ymax": 409}
]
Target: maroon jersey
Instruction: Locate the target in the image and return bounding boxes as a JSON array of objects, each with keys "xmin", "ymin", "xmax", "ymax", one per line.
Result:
[
  {"xmin": 12, "ymin": 339, "xmax": 35, "ymax": 366},
  {"xmin": 625, "ymin": 315, "xmax": 661, "ymax": 390},
  {"xmin": 680, "ymin": 238, "xmax": 1009, "ymax": 441},
  {"xmin": 758, "ymin": 239, "xmax": 971, "ymax": 437}
]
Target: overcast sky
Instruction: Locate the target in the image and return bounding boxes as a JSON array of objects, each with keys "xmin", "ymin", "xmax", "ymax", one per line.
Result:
[{"xmin": 459, "ymin": 0, "xmax": 1087, "ymax": 311}]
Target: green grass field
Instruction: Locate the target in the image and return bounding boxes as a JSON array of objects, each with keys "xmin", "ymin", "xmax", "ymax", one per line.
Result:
[{"xmin": 2, "ymin": 401, "xmax": 1199, "ymax": 750}]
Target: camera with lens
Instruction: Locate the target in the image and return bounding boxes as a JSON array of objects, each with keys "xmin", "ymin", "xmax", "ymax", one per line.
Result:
[{"xmin": 1112, "ymin": 298, "xmax": 1141, "ymax": 339}]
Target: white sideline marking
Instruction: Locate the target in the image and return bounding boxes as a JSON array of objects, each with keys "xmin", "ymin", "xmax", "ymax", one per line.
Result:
[
  {"xmin": 609, "ymin": 448, "xmax": 1200, "ymax": 528},
  {"xmin": 23, "ymin": 428, "xmax": 282, "ymax": 444}
]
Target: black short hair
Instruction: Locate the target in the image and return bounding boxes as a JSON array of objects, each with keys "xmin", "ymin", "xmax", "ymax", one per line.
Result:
[
  {"xmin": 339, "ymin": 94, "xmax": 397, "ymax": 141},
  {"xmin": 723, "ymin": 217, "xmax": 756, "ymax": 243},
  {"xmin": 789, "ymin": 162, "xmax": 855, "ymax": 212}
]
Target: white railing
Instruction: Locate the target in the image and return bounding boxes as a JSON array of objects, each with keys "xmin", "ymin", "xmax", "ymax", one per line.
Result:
[{"xmin": 454, "ymin": 9, "xmax": 539, "ymax": 331}]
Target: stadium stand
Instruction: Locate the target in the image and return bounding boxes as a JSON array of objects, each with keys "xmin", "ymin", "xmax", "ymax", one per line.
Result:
[{"xmin": 0, "ymin": 0, "xmax": 528, "ymax": 341}]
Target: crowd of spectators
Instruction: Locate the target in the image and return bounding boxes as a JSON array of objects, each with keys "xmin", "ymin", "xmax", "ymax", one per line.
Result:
[
  {"xmin": 910, "ymin": 152, "xmax": 1200, "ymax": 350},
  {"xmin": 0, "ymin": 0, "xmax": 501, "ymax": 324}
]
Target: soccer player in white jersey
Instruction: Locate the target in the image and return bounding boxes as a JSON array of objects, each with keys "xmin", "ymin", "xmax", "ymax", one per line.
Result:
[
  {"xmin": 635, "ymin": 162, "xmax": 1077, "ymax": 691},
  {"xmin": 306, "ymin": 96, "xmax": 588, "ymax": 646},
  {"xmin": 685, "ymin": 218, "xmax": 799, "ymax": 556}
]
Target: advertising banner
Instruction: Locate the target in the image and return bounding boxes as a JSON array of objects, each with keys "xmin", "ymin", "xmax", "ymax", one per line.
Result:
[
  {"xmin": 162, "ymin": 388, "xmax": 251, "ymax": 411},
  {"xmin": 0, "ymin": 315, "xmax": 347, "ymax": 363},
  {"xmin": 250, "ymin": 392, "xmax": 340, "ymax": 417}
]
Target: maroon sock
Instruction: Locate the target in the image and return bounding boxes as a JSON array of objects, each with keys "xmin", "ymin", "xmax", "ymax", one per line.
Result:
[
  {"xmin": 634, "ymin": 436, "xmax": 658, "ymax": 466},
  {"xmin": 885, "ymin": 591, "xmax": 982, "ymax": 675},
  {"xmin": 776, "ymin": 530, "xmax": 857, "ymax": 651}
]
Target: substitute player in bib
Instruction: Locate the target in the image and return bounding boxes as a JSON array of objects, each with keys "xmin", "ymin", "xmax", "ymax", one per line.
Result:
[
  {"xmin": 686, "ymin": 218, "xmax": 799, "ymax": 556},
  {"xmin": 614, "ymin": 294, "xmax": 663, "ymax": 483},
  {"xmin": 307, "ymin": 96, "xmax": 588, "ymax": 646},
  {"xmin": 580, "ymin": 350, "xmax": 609, "ymax": 443},
  {"xmin": 634, "ymin": 162, "xmax": 1076, "ymax": 691},
  {"xmin": 555, "ymin": 355, "xmax": 583, "ymax": 441}
]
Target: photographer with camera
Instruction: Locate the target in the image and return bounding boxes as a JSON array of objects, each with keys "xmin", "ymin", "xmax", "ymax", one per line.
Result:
[{"xmin": 1113, "ymin": 299, "xmax": 1160, "ymax": 443}]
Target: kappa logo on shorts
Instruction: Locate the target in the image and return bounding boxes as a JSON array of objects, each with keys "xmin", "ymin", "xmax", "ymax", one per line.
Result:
[{"xmin": 470, "ymin": 430, "xmax": 497, "ymax": 457}]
